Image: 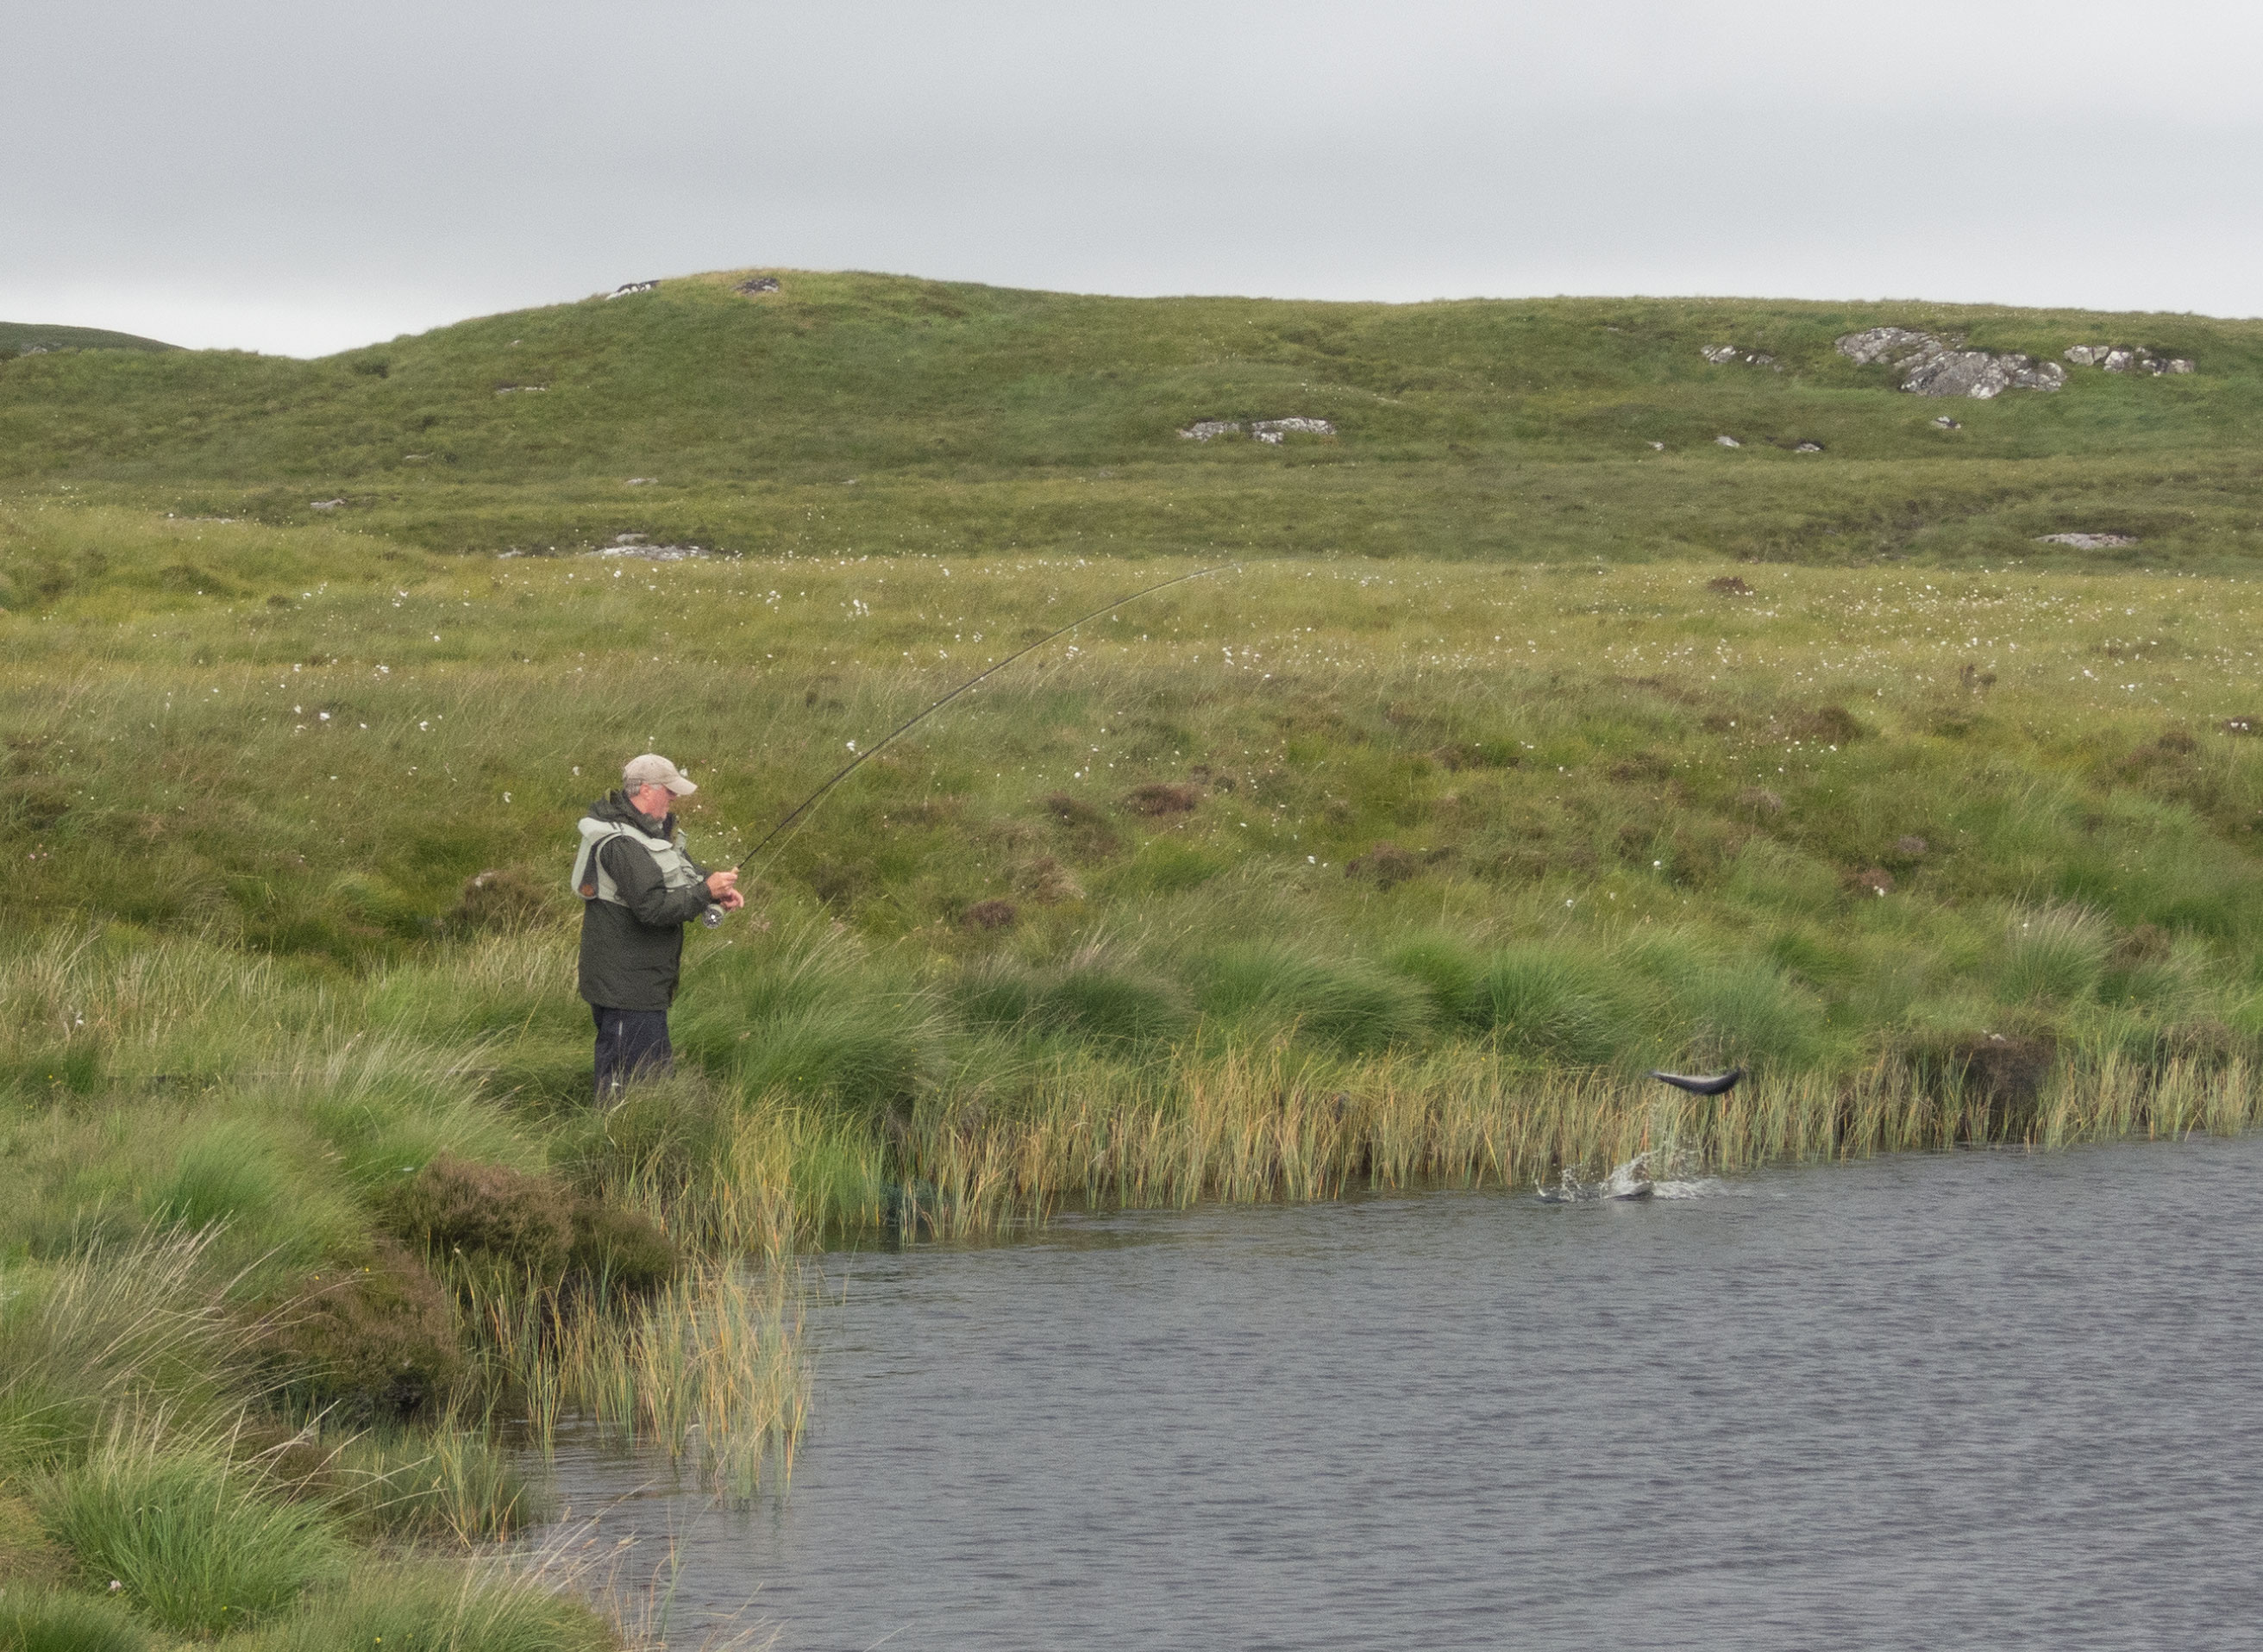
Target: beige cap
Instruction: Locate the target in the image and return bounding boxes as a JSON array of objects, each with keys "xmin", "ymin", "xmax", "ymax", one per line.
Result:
[{"xmin": 622, "ymin": 753, "xmax": 698, "ymax": 796}]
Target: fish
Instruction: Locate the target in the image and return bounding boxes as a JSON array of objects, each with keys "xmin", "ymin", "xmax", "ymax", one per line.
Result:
[{"xmin": 1647, "ymin": 1067, "xmax": 1744, "ymax": 1096}]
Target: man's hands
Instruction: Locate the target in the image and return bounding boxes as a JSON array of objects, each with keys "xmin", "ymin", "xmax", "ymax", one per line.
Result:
[{"xmin": 705, "ymin": 868, "xmax": 746, "ymax": 911}]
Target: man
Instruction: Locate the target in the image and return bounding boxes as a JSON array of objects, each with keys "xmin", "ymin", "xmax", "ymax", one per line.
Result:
[{"xmin": 573, "ymin": 753, "xmax": 743, "ymax": 1099}]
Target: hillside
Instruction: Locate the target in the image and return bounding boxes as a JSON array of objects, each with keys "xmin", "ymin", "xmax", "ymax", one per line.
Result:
[
  {"xmin": 2, "ymin": 270, "xmax": 2257, "ymax": 567},
  {"xmin": 0, "ymin": 319, "xmax": 177, "ymax": 357}
]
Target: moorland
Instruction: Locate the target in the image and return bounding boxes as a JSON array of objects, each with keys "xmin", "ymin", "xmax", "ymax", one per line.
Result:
[{"xmin": 5, "ymin": 269, "xmax": 2263, "ymax": 1648}]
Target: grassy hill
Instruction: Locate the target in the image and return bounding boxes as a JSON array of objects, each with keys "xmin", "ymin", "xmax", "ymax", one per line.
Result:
[
  {"xmin": 0, "ymin": 320, "xmax": 176, "ymax": 358},
  {"xmin": 11, "ymin": 271, "xmax": 2263, "ymax": 1645},
  {"xmin": 3, "ymin": 269, "xmax": 2259, "ymax": 567}
]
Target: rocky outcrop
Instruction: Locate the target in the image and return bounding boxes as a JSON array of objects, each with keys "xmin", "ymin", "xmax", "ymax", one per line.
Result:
[
  {"xmin": 606, "ymin": 280, "xmax": 659, "ymax": 299},
  {"xmin": 734, "ymin": 275, "xmax": 781, "ymax": 294},
  {"xmin": 1701, "ymin": 345, "xmax": 1779, "ymax": 369},
  {"xmin": 1836, "ymin": 328, "xmax": 2064, "ymax": 398},
  {"xmin": 1178, "ymin": 417, "xmax": 1336, "ymax": 441},
  {"xmin": 2066, "ymin": 345, "xmax": 2194, "ymax": 375},
  {"xmin": 2035, "ymin": 533, "xmax": 2139, "ymax": 548}
]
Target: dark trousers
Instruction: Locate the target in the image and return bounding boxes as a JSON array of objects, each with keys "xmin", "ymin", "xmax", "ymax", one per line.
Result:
[{"xmin": 592, "ymin": 1005, "xmax": 673, "ymax": 1100}]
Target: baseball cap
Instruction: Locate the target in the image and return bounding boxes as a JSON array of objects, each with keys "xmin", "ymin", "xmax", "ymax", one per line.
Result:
[{"xmin": 622, "ymin": 754, "xmax": 698, "ymax": 796}]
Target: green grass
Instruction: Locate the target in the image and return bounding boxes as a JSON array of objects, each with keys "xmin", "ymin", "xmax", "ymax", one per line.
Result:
[
  {"xmin": 0, "ymin": 1587, "xmax": 151, "ymax": 1652},
  {"xmin": 3, "ymin": 269, "xmax": 2261, "ymax": 570},
  {"xmin": 9, "ymin": 267, "xmax": 2263, "ymax": 1643},
  {"xmin": 0, "ymin": 322, "xmax": 175, "ymax": 361},
  {"xmin": 32, "ymin": 1424, "xmax": 348, "ymax": 1638},
  {"xmin": 248, "ymin": 1559, "xmax": 614, "ymax": 1652}
]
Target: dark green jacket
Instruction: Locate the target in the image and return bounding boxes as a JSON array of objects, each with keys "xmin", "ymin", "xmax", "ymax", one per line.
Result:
[{"xmin": 575, "ymin": 792, "xmax": 714, "ymax": 1011}]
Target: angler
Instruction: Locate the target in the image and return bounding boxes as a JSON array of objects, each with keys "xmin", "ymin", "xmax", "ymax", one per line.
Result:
[{"xmin": 573, "ymin": 753, "xmax": 743, "ymax": 1101}]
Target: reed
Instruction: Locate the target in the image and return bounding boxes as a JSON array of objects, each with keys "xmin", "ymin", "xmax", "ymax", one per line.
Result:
[{"xmin": 460, "ymin": 1264, "xmax": 807, "ymax": 1503}]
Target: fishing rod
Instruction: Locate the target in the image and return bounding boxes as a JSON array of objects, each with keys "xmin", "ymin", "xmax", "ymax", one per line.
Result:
[{"xmin": 701, "ymin": 561, "xmax": 1238, "ymax": 919}]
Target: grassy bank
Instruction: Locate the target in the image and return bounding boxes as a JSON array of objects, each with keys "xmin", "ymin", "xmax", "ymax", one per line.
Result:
[{"xmin": 9, "ymin": 272, "xmax": 2263, "ymax": 1641}]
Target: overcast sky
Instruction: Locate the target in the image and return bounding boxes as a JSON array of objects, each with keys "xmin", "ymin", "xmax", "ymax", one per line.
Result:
[{"xmin": 8, "ymin": 1, "xmax": 2260, "ymax": 355}]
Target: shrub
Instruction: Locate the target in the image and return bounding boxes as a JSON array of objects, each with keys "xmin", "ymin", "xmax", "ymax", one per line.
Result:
[
  {"xmin": 565, "ymin": 1200, "xmax": 677, "ymax": 1298},
  {"xmin": 34, "ymin": 1432, "xmax": 347, "ymax": 1639},
  {"xmin": 257, "ymin": 1241, "xmax": 462, "ymax": 1423},
  {"xmin": 386, "ymin": 1155, "xmax": 573, "ymax": 1281},
  {"xmin": 0, "ymin": 1588, "xmax": 149, "ymax": 1652}
]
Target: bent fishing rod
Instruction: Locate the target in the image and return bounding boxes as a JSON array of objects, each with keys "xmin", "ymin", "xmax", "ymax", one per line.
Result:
[{"xmin": 699, "ymin": 561, "xmax": 1238, "ymax": 923}]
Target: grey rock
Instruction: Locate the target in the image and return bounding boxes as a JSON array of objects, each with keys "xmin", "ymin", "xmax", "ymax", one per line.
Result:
[
  {"xmin": 1836, "ymin": 327, "xmax": 2063, "ymax": 397},
  {"xmin": 1933, "ymin": 416, "xmax": 1962, "ymax": 429},
  {"xmin": 1648, "ymin": 441, "xmax": 1665, "ymax": 451},
  {"xmin": 1837, "ymin": 326, "xmax": 1934, "ymax": 366},
  {"xmin": 607, "ymin": 279, "xmax": 660, "ymax": 299},
  {"xmin": 1794, "ymin": 441, "xmax": 1823, "ymax": 453},
  {"xmin": 734, "ymin": 275, "xmax": 780, "ymax": 294},
  {"xmin": 1250, "ymin": 417, "xmax": 1336, "ymax": 443},
  {"xmin": 1702, "ymin": 344, "xmax": 1780, "ymax": 369},
  {"xmin": 1715, "ymin": 435, "xmax": 1741, "ymax": 447},
  {"xmin": 310, "ymin": 498, "xmax": 345, "ymax": 510},
  {"xmin": 2073, "ymin": 343, "xmax": 2195, "ymax": 376},
  {"xmin": 1180, "ymin": 416, "xmax": 1335, "ymax": 442},
  {"xmin": 2035, "ymin": 533, "xmax": 2139, "ymax": 548}
]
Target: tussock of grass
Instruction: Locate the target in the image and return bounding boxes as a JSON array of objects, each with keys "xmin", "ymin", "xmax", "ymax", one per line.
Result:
[
  {"xmin": 0, "ymin": 1587, "xmax": 151, "ymax": 1652},
  {"xmin": 320, "ymin": 1420, "xmax": 549, "ymax": 1544},
  {"xmin": 248, "ymin": 1556, "xmax": 613, "ymax": 1652},
  {"xmin": 0, "ymin": 1231, "xmax": 248, "ymax": 1474},
  {"xmin": 32, "ymin": 1419, "xmax": 348, "ymax": 1638}
]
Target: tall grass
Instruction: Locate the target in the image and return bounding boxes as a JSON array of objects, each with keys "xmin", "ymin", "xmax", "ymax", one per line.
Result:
[
  {"xmin": 0, "ymin": 1230, "xmax": 248, "ymax": 1473},
  {"xmin": 0, "ymin": 1589, "xmax": 150, "ymax": 1652},
  {"xmin": 14, "ymin": 487, "xmax": 2263, "ymax": 1642},
  {"xmin": 464, "ymin": 1263, "xmax": 806, "ymax": 1503},
  {"xmin": 248, "ymin": 1556, "xmax": 614, "ymax": 1652},
  {"xmin": 31, "ymin": 1417, "xmax": 348, "ymax": 1639}
]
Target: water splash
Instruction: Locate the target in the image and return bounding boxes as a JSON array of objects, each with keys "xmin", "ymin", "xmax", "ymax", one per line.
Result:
[{"xmin": 1540, "ymin": 1150, "xmax": 1727, "ymax": 1204}]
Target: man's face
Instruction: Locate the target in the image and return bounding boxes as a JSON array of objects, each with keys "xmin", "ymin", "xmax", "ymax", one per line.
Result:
[{"xmin": 629, "ymin": 783, "xmax": 675, "ymax": 821}]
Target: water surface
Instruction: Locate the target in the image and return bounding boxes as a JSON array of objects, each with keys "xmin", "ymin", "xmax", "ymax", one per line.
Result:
[{"xmin": 550, "ymin": 1137, "xmax": 2263, "ymax": 1649}]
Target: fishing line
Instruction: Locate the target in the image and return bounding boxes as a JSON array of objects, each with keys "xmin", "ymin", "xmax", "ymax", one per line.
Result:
[{"xmin": 722, "ymin": 560, "xmax": 1241, "ymax": 885}]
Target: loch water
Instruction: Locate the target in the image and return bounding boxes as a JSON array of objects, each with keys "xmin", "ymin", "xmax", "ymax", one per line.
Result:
[{"xmin": 546, "ymin": 1136, "xmax": 2263, "ymax": 1649}]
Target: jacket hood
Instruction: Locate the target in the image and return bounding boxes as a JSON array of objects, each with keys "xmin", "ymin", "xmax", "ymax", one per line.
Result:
[{"xmin": 587, "ymin": 790, "xmax": 674, "ymax": 837}]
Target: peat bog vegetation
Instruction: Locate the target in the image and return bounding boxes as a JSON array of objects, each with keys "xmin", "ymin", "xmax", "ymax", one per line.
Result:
[{"xmin": 7, "ymin": 270, "xmax": 2263, "ymax": 1645}]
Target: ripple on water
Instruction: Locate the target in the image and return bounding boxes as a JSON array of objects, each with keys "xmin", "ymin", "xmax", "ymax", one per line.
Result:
[{"xmin": 541, "ymin": 1135, "xmax": 2263, "ymax": 1651}]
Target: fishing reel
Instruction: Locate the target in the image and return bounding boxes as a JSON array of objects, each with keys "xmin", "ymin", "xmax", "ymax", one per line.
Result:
[{"xmin": 701, "ymin": 904, "xmax": 725, "ymax": 929}]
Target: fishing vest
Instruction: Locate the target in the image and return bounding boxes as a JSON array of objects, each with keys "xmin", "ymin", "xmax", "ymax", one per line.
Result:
[{"xmin": 572, "ymin": 815, "xmax": 704, "ymax": 906}]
